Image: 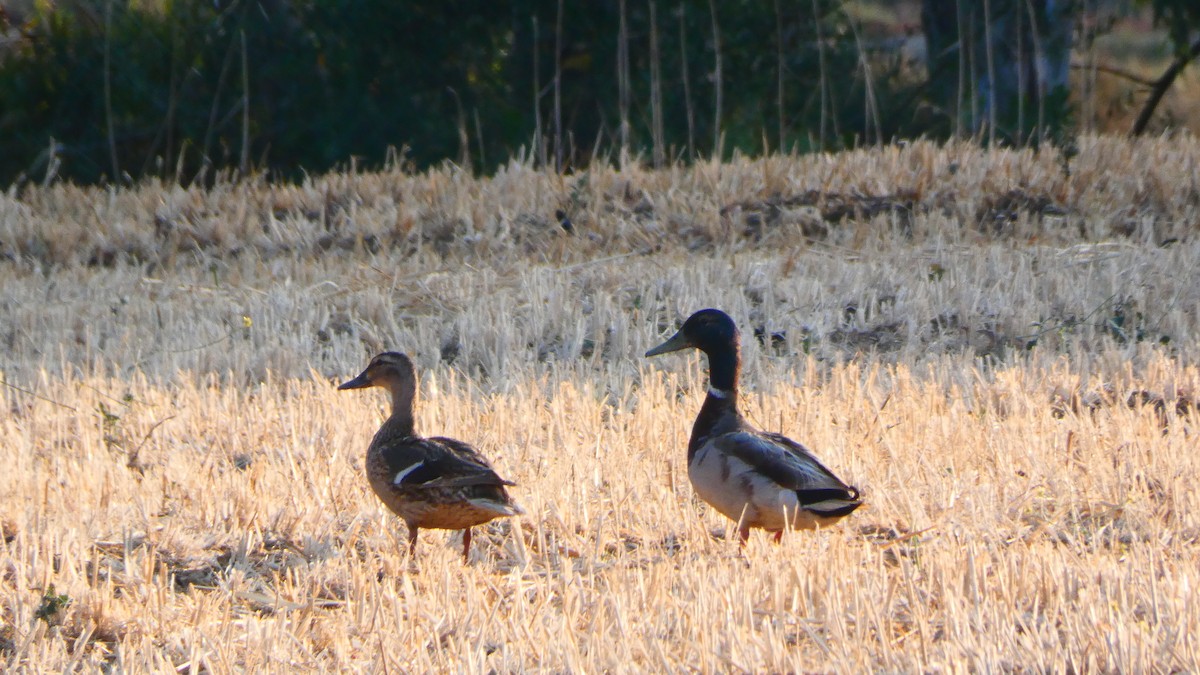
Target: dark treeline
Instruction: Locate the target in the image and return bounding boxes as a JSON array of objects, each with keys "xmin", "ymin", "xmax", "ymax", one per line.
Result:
[{"xmin": 0, "ymin": 0, "xmax": 1179, "ymax": 186}]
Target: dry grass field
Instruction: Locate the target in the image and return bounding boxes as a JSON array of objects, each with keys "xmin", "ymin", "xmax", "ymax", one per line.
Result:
[{"xmin": 2, "ymin": 137, "xmax": 1199, "ymax": 671}]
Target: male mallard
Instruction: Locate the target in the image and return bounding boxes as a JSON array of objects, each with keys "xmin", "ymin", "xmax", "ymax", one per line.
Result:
[
  {"xmin": 646, "ymin": 309, "xmax": 862, "ymax": 543},
  {"xmin": 338, "ymin": 352, "xmax": 523, "ymax": 560}
]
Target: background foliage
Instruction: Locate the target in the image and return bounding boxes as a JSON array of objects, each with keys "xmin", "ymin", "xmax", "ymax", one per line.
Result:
[{"xmin": 0, "ymin": 0, "xmax": 1196, "ymax": 185}]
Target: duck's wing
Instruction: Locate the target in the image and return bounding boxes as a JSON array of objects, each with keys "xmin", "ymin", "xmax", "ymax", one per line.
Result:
[
  {"xmin": 424, "ymin": 436, "xmax": 519, "ymax": 488},
  {"xmin": 376, "ymin": 436, "xmax": 514, "ymax": 489},
  {"xmin": 714, "ymin": 431, "xmax": 860, "ymax": 504}
]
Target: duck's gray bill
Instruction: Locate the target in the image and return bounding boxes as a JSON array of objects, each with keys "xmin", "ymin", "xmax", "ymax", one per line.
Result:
[
  {"xmin": 337, "ymin": 371, "xmax": 371, "ymax": 390},
  {"xmin": 645, "ymin": 331, "xmax": 690, "ymax": 357}
]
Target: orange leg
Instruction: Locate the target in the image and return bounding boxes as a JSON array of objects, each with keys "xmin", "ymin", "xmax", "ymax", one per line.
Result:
[
  {"xmin": 462, "ymin": 528, "xmax": 473, "ymax": 562},
  {"xmin": 407, "ymin": 525, "xmax": 419, "ymax": 557},
  {"xmin": 772, "ymin": 530, "xmax": 783, "ymax": 544},
  {"xmin": 738, "ymin": 524, "xmax": 751, "ymax": 546}
]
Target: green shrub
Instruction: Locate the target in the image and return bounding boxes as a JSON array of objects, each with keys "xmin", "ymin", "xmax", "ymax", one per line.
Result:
[{"xmin": 0, "ymin": 0, "xmax": 996, "ymax": 186}]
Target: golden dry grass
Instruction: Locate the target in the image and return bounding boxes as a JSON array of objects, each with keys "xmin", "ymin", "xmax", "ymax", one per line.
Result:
[{"xmin": 2, "ymin": 137, "xmax": 1199, "ymax": 671}]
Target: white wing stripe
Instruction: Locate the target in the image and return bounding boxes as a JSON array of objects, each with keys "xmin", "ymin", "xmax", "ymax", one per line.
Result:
[{"xmin": 393, "ymin": 461, "xmax": 425, "ymax": 485}]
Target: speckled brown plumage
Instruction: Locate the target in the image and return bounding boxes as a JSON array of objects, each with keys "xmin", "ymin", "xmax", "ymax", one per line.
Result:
[{"xmin": 339, "ymin": 352, "xmax": 522, "ymax": 560}]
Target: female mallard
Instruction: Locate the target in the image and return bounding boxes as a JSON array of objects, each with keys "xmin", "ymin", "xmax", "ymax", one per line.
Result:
[
  {"xmin": 338, "ymin": 352, "xmax": 522, "ymax": 560},
  {"xmin": 646, "ymin": 309, "xmax": 862, "ymax": 543}
]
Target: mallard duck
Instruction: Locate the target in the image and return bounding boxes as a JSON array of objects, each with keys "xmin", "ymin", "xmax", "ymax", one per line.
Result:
[
  {"xmin": 645, "ymin": 309, "xmax": 862, "ymax": 543},
  {"xmin": 338, "ymin": 352, "xmax": 523, "ymax": 560}
]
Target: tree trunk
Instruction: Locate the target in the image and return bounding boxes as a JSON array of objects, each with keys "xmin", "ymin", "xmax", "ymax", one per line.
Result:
[
  {"xmin": 1130, "ymin": 38, "xmax": 1200, "ymax": 136},
  {"xmin": 922, "ymin": 0, "xmax": 1071, "ymax": 144}
]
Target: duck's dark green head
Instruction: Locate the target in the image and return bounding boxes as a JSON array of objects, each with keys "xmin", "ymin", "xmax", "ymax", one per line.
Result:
[
  {"xmin": 645, "ymin": 309, "xmax": 740, "ymax": 358},
  {"xmin": 338, "ymin": 351, "xmax": 417, "ymax": 393}
]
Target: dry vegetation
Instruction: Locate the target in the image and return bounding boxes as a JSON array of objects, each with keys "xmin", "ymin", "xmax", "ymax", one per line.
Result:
[{"xmin": 1, "ymin": 136, "xmax": 1199, "ymax": 671}]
